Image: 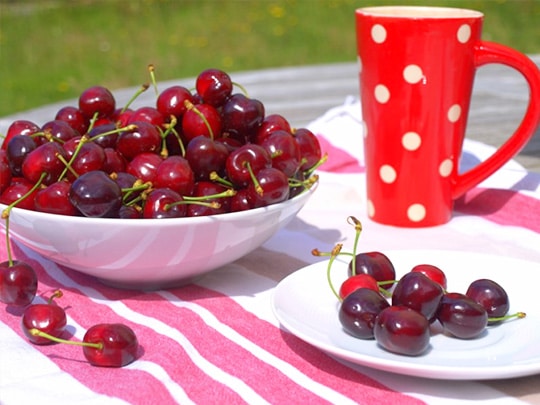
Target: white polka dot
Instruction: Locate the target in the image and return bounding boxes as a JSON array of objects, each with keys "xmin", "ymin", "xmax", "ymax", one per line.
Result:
[
  {"xmin": 402, "ymin": 132, "xmax": 421, "ymax": 151},
  {"xmin": 439, "ymin": 159, "xmax": 453, "ymax": 177},
  {"xmin": 371, "ymin": 24, "xmax": 387, "ymax": 43},
  {"xmin": 379, "ymin": 165, "xmax": 397, "ymax": 183},
  {"xmin": 374, "ymin": 84, "xmax": 390, "ymax": 103},
  {"xmin": 448, "ymin": 104, "xmax": 461, "ymax": 122},
  {"xmin": 457, "ymin": 24, "xmax": 472, "ymax": 43},
  {"xmin": 403, "ymin": 65, "xmax": 423, "ymax": 84},
  {"xmin": 367, "ymin": 200, "xmax": 375, "ymax": 217},
  {"xmin": 407, "ymin": 204, "xmax": 426, "ymax": 222}
]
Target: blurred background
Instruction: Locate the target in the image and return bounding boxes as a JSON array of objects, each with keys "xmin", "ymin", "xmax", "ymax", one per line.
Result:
[{"xmin": 0, "ymin": 0, "xmax": 539, "ymax": 117}]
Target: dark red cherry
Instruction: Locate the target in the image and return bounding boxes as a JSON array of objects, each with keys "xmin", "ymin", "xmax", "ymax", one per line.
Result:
[
  {"xmin": 225, "ymin": 143, "xmax": 271, "ymax": 188},
  {"xmin": 55, "ymin": 106, "xmax": 89, "ymax": 135},
  {"xmin": 246, "ymin": 167, "xmax": 290, "ymax": 208},
  {"xmin": 0, "ymin": 260, "xmax": 38, "ymax": 306},
  {"xmin": 339, "ymin": 288, "xmax": 389, "ymax": 339},
  {"xmin": 82, "ymin": 323, "xmax": 138, "ymax": 367},
  {"xmin": 186, "ymin": 181, "xmax": 232, "ymax": 217},
  {"xmin": 0, "ymin": 177, "xmax": 39, "ymax": 210},
  {"xmin": 374, "ymin": 306, "xmax": 430, "ymax": 356},
  {"xmin": 293, "ymin": 127, "xmax": 322, "ymax": 171},
  {"xmin": 411, "ymin": 264, "xmax": 447, "ymax": 290},
  {"xmin": 437, "ymin": 292, "xmax": 488, "ymax": 339},
  {"xmin": 0, "ymin": 150, "xmax": 10, "ymax": 194},
  {"xmin": 221, "ymin": 94, "xmax": 264, "ymax": 143},
  {"xmin": 348, "ymin": 252, "xmax": 396, "ymax": 290},
  {"xmin": 153, "ymin": 155, "xmax": 195, "ymax": 196},
  {"xmin": 2, "ymin": 120, "xmax": 40, "ymax": 150},
  {"xmin": 63, "ymin": 137, "xmax": 106, "ymax": 179},
  {"xmin": 21, "ymin": 291, "xmax": 67, "ymax": 345},
  {"xmin": 182, "ymin": 103, "xmax": 222, "ymax": 142},
  {"xmin": 466, "ymin": 279, "xmax": 509, "ymax": 325},
  {"xmin": 185, "ymin": 135, "xmax": 229, "ymax": 180},
  {"xmin": 128, "ymin": 106, "xmax": 166, "ymax": 128},
  {"xmin": 254, "ymin": 114, "xmax": 291, "ymax": 143},
  {"xmin": 116, "ymin": 121, "xmax": 162, "ymax": 160},
  {"xmin": 260, "ymin": 130, "xmax": 301, "ymax": 177},
  {"xmin": 229, "ymin": 188, "xmax": 253, "ymax": 212},
  {"xmin": 143, "ymin": 188, "xmax": 186, "ymax": 219},
  {"xmin": 78, "ymin": 86, "xmax": 116, "ymax": 119},
  {"xmin": 126, "ymin": 152, "xmax": 163, "ymax": 183},
  {"xmin": 69, "ymin": 170, "xmax": 123, "ymax": 217},
  {"xmin": 196, "ymin": 68, "xmax": 233, "ymax": 107},
  {"xmin": 34, "ymin": 181, "xmax": 78, "ymax": 216},
  {"xmin": 87, "ymin": 122, "xmax": 119, "ymax": 149},
  {"xmin": 156, "ymin": 85, "xmax": 193, "ymax": 119},
  {"xmin": 392, "ymin": 272, "xmax": 444, "ymax": 323},
  {"xmin": 6, "ymin": 134, "xmax": 37, "ymax": 177},
  {"xmin": 21, "ymin": 141, "xmax": 67, "ymax": 185}
]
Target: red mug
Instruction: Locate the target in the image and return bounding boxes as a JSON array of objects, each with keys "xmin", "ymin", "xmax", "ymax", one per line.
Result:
[{"xmin": 356, "ymin": 6, "xmax": 540, "ymax": 227}]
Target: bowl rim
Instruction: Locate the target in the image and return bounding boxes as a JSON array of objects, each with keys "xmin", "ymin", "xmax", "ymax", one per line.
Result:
[{"xmin": 0, "ymin": 183, "xmax": 317, "ymax": 227}]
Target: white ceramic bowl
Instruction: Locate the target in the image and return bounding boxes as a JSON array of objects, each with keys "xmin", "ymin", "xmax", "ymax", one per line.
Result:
[{"xmin": 0, "ymin": 187, "xmax": 315, "ymax": 289}]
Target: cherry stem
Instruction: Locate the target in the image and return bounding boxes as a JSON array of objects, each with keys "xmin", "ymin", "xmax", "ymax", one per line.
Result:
[
  {"xmin": 245, "ymin": 162, "xmax": 263, "ymax": 196},
  {"xmin": 121, "ymin": 84, "xmax": 150, "ymax": 114},
  {"xmin": 232, "ymin": 81, "xmax": 249, "ymax": 97},
  {"xmin": 47, "ymin": 289, "xmax": 63, "ymax": 305},
  {"xmin": 210, "ymin": 171, "xmax": 234, "ymax": 188},
  {"xmin": 2, "ymin": 172, "xmax": 47, "ymax": 266},
  {"xmin": 85, "ymin": 112, "xmax": 100, "ymax": 134},
  {"xmin": 488, "ymin": 312, "xmax": 526, "ymax": 323},
  {"xmin": 148, "ymin": 64, "xmax": 159, "ymax": 96},
  {"xmin": 304, "ymin": 153, "xmax": 328, "ymax": 177},
  {"xmin": 182, "ymin": 189, "xmax": 236, "ymax": 201},
  {"xmin": 347, "ymin": 216, "xmax": 363, "ymax": 276},
  {"xmin": 326, "ymin": 243, "xmax": 343, "ymax": 302},
  {"xmin": 29, "ymin": 328, "xmax": 103, "ymax": 350},
  {"xmin": 311, "ymin": 248, "xmax": 353, "ymax": 258}
]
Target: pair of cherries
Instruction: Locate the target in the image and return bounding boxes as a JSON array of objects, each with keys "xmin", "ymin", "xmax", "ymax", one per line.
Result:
[{"xmin": 0, "ymin": 259, "xmax": 138, "ymax": 367}]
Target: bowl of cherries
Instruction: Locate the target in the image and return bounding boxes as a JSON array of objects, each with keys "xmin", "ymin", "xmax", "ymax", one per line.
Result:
[{"xmin": 0, "ymin": 68, "xmax": 322, "ymax": 289}]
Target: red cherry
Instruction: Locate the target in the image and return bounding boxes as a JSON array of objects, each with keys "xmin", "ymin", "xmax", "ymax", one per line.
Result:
[
  {"xmin": 126, "ymin": 152, "xmax": 163, "ymax": 183},
  {"xmin": 247, "ymin": 167, "xmax": 290, "ymax": 208},
  {"xmin": 21, "ymin": 291, "xmax": 67, "ymax": 345},
  {"xmin": 225, "ymin": 143, "xmax": 271, "ymax": 188},
  {"xmin": 34, "ymin": 181, "xmax": 78, "ymax": 216},
  {"xmin": 0, "ymin": 177, "xmax": 39, "ymax": 210},
  {"xmin": 0, "ymin": 150, "xmax": 12, "ymax": 194},
  {"xmin": 186, "ymin": 181, "xmax": 232, "ymax": 217},
  {"xmin": 410, "ymin": 264, "xmax": 447, "ymax": 290},
  {"xmin": 339, "ymin": 287, "xmax": 389, "ymax": 339},
  {"xmin": 82, "ymin": 323, "xmax": 138, "ymax": 367},
  {"xmin": 54, "ymin": 106, "xmax": 89, "ymax": 135},
  {"xmin": 339, "ymin": 273, "xmax": 379, "ymax": 299},
  {"xmin": 6, "ymin": 134, "xmax": 37, "ymax": 177},
  {"xmin": 2, "ymin": 120, "xmax": 40, "ymax": 151},
  {"xmin": 153, "ymin": 155, "xmax": 195, "ymax": 196},
  {"xmin": 78, "ymin": 86, "xmax": 116, "ymax": 119},
  {"xmin": 0, "ymin": 260, "xmax": 38, "ymax": 306},
  {"xmin": 185, "ymin": 135, "xmax": 229, "ymax": 180},
  {"xmin": 254, "ymin": 114, "xmax": 291, "ymax": 144},
  {"xmin": 182, "ymin": 103, "xmax": 222, "ymax": 142},
  {"xmin": 69, "ymin": 170, "xmax": 123, "ymax": 218},
  {"xmin": 156, "ymin": 85, "xmax": 193, "ymax": 119},
  {"xmin": 260, "ymin": 130, "xmax": 301, "ymax": 177},
  {"xmin": 116, "ymin": 121, "xmax": 162, "ymax": 160},
  {"xmin": 22, "ymin": 141, "xmax": 68, "ymax": 185},
  {"xmin": 196, "ymin": 68, "xmax": 233, "ymax": 107},
  {"xmin": 221, "ymin": 93, "xmax": 264, "ymax": 143},
  {"xmin": 348, "ymin": 252, "xmax": 396, "ymax": 290},
  {"xmin": 466, "ymin": 279, "xmax": 510, "ymax": 324},
  {"xmin": 293, "ymin": 128, "xmax": 322, "ymax": 171},
  {"xmin": 437, "ymin": 292, "xmax": 488, "ymax": 339},
  {"xmin": 128, "ymin": 106, "xmax": 166, "ymax": 128},
  {"xmin": 143, "ymin": 188, "xmax": 186, "ymax": 219}
]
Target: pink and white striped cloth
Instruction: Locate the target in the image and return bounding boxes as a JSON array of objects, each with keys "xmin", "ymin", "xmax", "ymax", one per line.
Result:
[{"xmin": 1, "ymin": 100, "xmax": 539, "ymax": 404}]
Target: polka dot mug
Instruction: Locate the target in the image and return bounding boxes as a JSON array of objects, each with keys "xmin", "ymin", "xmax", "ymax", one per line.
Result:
[{"xmin": 356, "ymin": 6, "xmax": 540, "ymax": 227}]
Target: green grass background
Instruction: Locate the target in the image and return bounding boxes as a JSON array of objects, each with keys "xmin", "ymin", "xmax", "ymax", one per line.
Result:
[{"xmin": 1, "ymin": 0, "xmax": 539, "ymax": 117}]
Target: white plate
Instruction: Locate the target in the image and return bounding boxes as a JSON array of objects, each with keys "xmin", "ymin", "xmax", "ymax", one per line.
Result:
[{"xmin": 272, "ymin": 250, "xmax": 540, "ymax": 380}]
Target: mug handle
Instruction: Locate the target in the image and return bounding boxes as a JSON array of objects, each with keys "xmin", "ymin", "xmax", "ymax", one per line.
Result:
[{"xmin": 452, "ymin": 41, "xmax": 540, "ymax": 199}]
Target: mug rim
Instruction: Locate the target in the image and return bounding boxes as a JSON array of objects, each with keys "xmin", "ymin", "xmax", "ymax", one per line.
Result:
[{"xmin": 356, "ymin": 6, "xmax": 483, "ymax": 19}]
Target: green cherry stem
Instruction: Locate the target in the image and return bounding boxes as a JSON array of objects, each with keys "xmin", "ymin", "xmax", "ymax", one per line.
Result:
[
  {"xmin": 347, "ymin": 216, "xmax": 363, "ymax": 276},
  {"xmin": 29, "ymin": 329, "xmax": 103, "ymax": 350},
  {"xmin": 326, "ymin": 243, "xmax": 343, "ymax": 301},
  {"xmin": 488, "ymin": 311, "xmax": 526, "ymax": 323},
  {"xmin": 184, "ymin": 100, "xmax": 214, "ymax": 140},
  {"xmin": 120, "ymin": 84, "xmax": 150, "ymax": 114},
  {"xmin": 148, "ymin": 64, "xmax": 159, "ymax": 96}
]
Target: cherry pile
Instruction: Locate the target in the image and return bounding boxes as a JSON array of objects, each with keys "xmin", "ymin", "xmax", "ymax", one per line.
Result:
[
  {"xmin": 315, "ymin": 216, "xmax": 526, "ymax": 357},
  {"xmin": 0, "ymin": 261, "xmax": 138, "ymax": 367},
  {"xmin": 0, "ymin": 67, "xmax": 322, "ymax": 219}
]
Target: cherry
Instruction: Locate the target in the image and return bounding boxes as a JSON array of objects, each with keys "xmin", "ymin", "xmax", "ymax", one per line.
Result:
[
  {"xmin": 102, "ymin": 147, "xmax": 127, "ymax": 174},
  {"xmin": 466, "ymin": 279, "xmax": 510, "ymax": 325},
  {"xmin": 41, "ymin": 119, "xmax": 79, "ymax": 142},
  {"xmin": 143, "ymin": 188, "xmax": 186, "ymax": 219},
  {"xmin": 0, "ymin": 260, "xmax": 38, "ymax": 306},
  {"xmin": 82, "ymin": 323, "xmax": 138, "ymax": 367},
  {"xmin": 55, "ymin": 105, "xmax": 89, "ymax": 135},
  {"xmin": 293, "ymin": 127, "xmax": 322, "ymax": 171},
  {"xmin": 78, "ymin": 85, "xmax": 116, "ymax": 119},
  {"xmin": 392, "ymin": 271, "xmax": 444, "ymax": 323},
  {"xmin": 229, "ymin": 188, "xmax": 253, "ymax": 212},
  {"xmin": 0, "ymin": 150, "xmax": 11, "ymax": 194},
  {"xmin": 186, "ymin": 181, "xmax": 232, "ymax": 217},
  {"xmin": 410, "ymin": 264, "xmax": 447, "ymax": 290},
  {"xmin": 374, "ymin": 306, "xmax": 430, "ymax": 356},
  {"xmin": 22, "ymin": 290, "xmax": 67, "ymax": 345},
  {"xmin": 88, "ymin": 122, "xmax": 119, "ymax": 149},
  {"xmin": 126, "ymin": 152, "xmax": 163, "ymax": 183},
  {"xmin": 339, "ymin": 273, "xmax": 380, "ymax": 299},
  {"xmin": 28, "ymin": 323, "xmax": 139, "ymax": 367},
  {"xmin": 153, "ymin": 155, "xmax": 195, "ymax": 196},
  {"xmin": 260, "ymin": 130, "xmax": 301, "ymax": 177},
  {"xmin": 348, "ymin": 252, "xmax": 396, "ymax": 290},
  {"xmin": 437, "ymin": 292, "xmax": 488, "ymax": 339},
  {"xmin": 339, "ymin": 287, "xmax": 389, "ymax": 339},
  {"xmin": 22, "ymin": 141, "xmax": 67, "ymax": 185},
  {"xmin": 63, "ymin": 137, "xmax": 106, "ymax": 179},
  {"xmin": 182, "ymin": 102, "xmax": 222, "ymax": 142},
  {"xmin": 221, "ymin": 93, "xmax": 264, "ymax": 143},
  {"xmin": 225, "ymin": 143, "xmax": 271, "ymax": 188},
  {"xmin": 69, "ymin": 170, "xmax": 123, "ymax": 218},
  {"xmin": 128, "ymin": 106, "xmax": 166, "ymax": 128},
  {"xmin": 185, "ymin": 135, "xmax": 229, "ymax": 180},
  {"xmin": 2, "ymin": 120, "xmax": 40, "ymax": 151},
  {"xmin": 247, "ymin": 167, "xmax": 290, "ymax": 208},
  {"xmin": 254, "ymin": 113, "xmax": 291, "ymax": 144},
  {"xmin": 34, "ymin": 181, "xmax": 78, "ymax": 216},
  {"xmin": 196, "ymin": 68, "xmax": 233, "ymax": 107},
  {"xmin": 0, "ymin": 177, "xmax": 39, "ymax": 210},
  {"xmin": 156, "ymin": 85, "xmax": 193, "ymax": 119},
  {"xmin": 6, "ymin": 134, "xmax": 37, "ymax": 177},
  {"xmin": 116, "ymin": 121, "xmax": 162, "ymax": 160}
]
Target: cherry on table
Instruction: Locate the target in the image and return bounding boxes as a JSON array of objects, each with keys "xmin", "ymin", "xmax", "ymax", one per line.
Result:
[
  {"xmin": 339, "ymin": 273, "xmax": 380, "ymax": 299},
  {"xmin": 410, "ymin": 264, "xmax": 447, "ymax": 290},
  {"xmin": 339, "ymin": 287, "xmax": 389, "ymax": 339},
  {"xmin": 348, "ymin": 251, "xmax": 396, "ymax": 290},
  {"xmin": 466, "ymin": 279, "xmax": 510, "ymax": 324},
  {"xmin": 0, "ymin": 260, "xmax": 38, "ymax": 307},
  {"xmin": 22, "ymin": 290, "xmax": 67, "ymax": 345},
  {"xmin": 437, "ymin": 292, "xmax": 488, "ymax": 339}
]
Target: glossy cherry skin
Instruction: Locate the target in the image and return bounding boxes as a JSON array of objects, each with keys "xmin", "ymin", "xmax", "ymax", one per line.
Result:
[
  {"xmin": 69, "ymin": 170, "xmax": 123, "ymax": 217},
  {"xmin": 153, "ymin": 155, "xmax": 195, "ymax": 196},
  {"xmin": 82, "ymin": 323, "xmax": 138, "ymax": 367},
  {"xmin": 41, "ymin": 120, "xmax": 79, "ymax": 143},
  {"xmin": 185, "ymin": 135, "xmax": 229, "ymax": 180},
  {"xmin": 63, "ymin": 137, "xmax": 106, "ymax": 179},
  {"xmin": 128, "ymin": 106, "xmax": 166, "ymax": 128},
  {"xmin": 254, "ymin": 114, "xmax": 291, "ymax": 144},
  {"xmin": 126, "ymin": 152, "xmax": 163, "ymax": 184},
  {"xmin": 411, "ymin": 264, "xmax": 447, "ymax": 290},
  {"xmin": 247, "ymin": 167, "xmax": 290, "ymax": 208},
  {"xmin": 55, "ymin": 105, "xmax": 89, "ymax": 135},
  {"xmin": 182, "ymin": 103, "xmax": 223, "ymax": 142},
  {"xmin": 78, "ymin": 86, "xmax": 116, "ymax": 119},
  {"xmin": 392, "ymin": 272, "xmax": 444, "ymax": 323},
  {"xmin": 0, "ymin": 150, "xmax": 12, "ymax": 194},
  {"xmin": 374, "ymin": 306, "xmax": 430, "ymax": 356},
  {"xmin": 196, "ymin": 68, "xmax": 233, "ymax": 107},
  {"xmin": 0, "ymin": 177, "xmax": 39, "ymax": 210},
  {"xmin": 339, "ymin": 273, "xmax": 380, "ymax": 299},
  {"xmin": 466, "ymin": 279, "xmax": 509, "ymax": 325},
  {"xmin": 437, "ymin": 292, "xmax": 488, "ymax": 339},
  {"xmin": 221, "ymin": 93, "xmax": 265, "ymax": 142},
  {"xmin": 6, "ymin": 134, "xmax": 37, "ymax": 177},
  {"xmin": 2, "ymin": 120, "xmax": 40, "ymax": 151},
  {"xmin": 225, "ymin": 143, "xmax": 271, "ymax": 188},
  {"xmin": 260, "ymin": 130, "xmax": 301, "ymax": 177},
  {"xmin": 186, "ymin": 181, "xmax": 231, "ymax": 217},
  {"xmin": 229, "ymin": 188, "xmax": 253, "ymax": 212},
  {"xmin": 339, "ymin": 288, "xmax": 389, "ymax": 339},
  {"xmin": 21, "ymin": 141, "xmax": 68, "ymax": 185},
  {"xmin": 34, "ymin": 181, "xmax": 78, "ymax": 216},
  {"xmin": 348, "ymin": 252, "xmax": 396, "ymax": 290},
  {"xmin": 22, "ymin": 302, "xmax": 67, "ymax": 345},
  {"xmin": 143, "ymin": 188, "xmax": 186, "ymax": 219},
  {"xmin": 156, "ymin": 85, "xmax": 193, "ymax": 119},
  {"xmin": 293, "ymin": 127, "xmax": 322, "ymax": 171},
  {"xmin": 0, "ymin": 260, "xmax": 38, "ymax": 306},
  {"xmin": 116, "ymin": 121, "xmax": 162, "ymax": 160}
]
